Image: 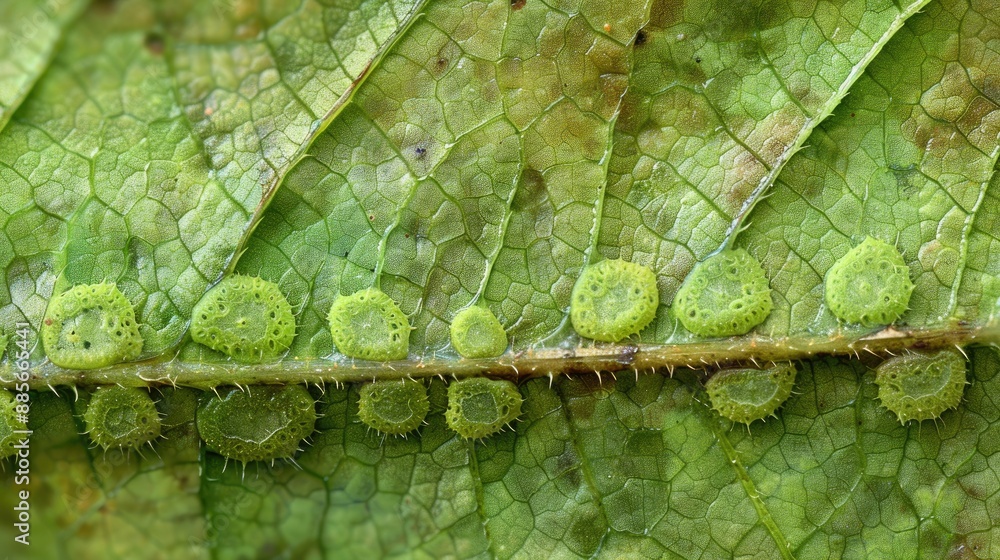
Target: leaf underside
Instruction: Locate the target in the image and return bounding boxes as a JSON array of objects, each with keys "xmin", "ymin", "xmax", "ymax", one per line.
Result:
[{"xmin": 2, "ymin": 0, "xmax": 1000, "ymax": 558}]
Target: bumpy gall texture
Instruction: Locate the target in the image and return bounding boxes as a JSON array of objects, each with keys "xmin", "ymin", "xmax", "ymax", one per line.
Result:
[
  {"xmin": 190, "ymin": 275, "xmax": 296, "ymax": 363},
  {"xmin": 445, "ymin": 377, "xmax": 522, "ymax": 439},
  {"xmin": 41, "ymin": 283, "xmax": 143, "ymax": 370},
  {"xmin": 706, "ymin": 362, "xmax": 797, "ymax": 424},
  {"xmin": 0, "ymin": 389, "xmax": 28, "ymax": 459},
  {"xmin": 674, "ymin": 249, "xmax": 773, "ymax": 338},
  {"xmin": 196, "ymin": 385, "xmax": 316, "ymax": 463},
  {"xmin": 84, "ymin": 386, "xmax": 161, "ymax": 449},
  {"xmin": 875, "ymin": 349, "xmax": 967, "ymax": 423},
  {"xmin": 328, "ymin": 288, "xmax": 410, "ymax": 361},
  {"xmin": 570, "ymin": 259, "xmax": 658, "ymax": 342},
  {"xmin": 357, "ymin": 379, "xmax": 429, "ymax": 435},
  {"xmin": 450, "ymin": 306, "xmax": 508, "ymax": 358},
  {"xmin": 825, "ymin": 236, "xmax": 914, "ymax": 326}
]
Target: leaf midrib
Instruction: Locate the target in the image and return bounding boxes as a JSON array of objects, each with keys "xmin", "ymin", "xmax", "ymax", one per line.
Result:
[{"xmin": 11, "ymin": 321, "xmax": 996, "ymax": 389}]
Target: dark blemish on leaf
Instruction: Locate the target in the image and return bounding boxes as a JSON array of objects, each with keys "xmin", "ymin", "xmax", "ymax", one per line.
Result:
[
  {"xmin": 511, "ymin": 168, "xmax": 546, "ymax": 212},
  {"xmin": 567, "ymin": 511, "xmax": 606, "ymax": 556},
  {"xmin": 144, "ymin": 33, "xmax": 165, "ymax": 55},
  {"xmin": 889, "ymin": 163, "xmax": 923, "ymax": 199},
  {"xmin": 694, "ymin": 56, "xmax": 701, "ymax": 64},
  {"xmin": 634, "ymin": 29, "xmax": 648, "ymax": 47},
  {"xmin": 625, "ymin": 429, "xmax": 663, "ymax": 456},
  {"xmin": 433, "ymin": 58, "xmax": 448, "ymax": 75},
  {"xmin": 510, "ymin": 0, "xmax": 526, "ymax": 10},
  {"xmin": 851, "ymin": 112, "xmax": 856, "ymax": 117},
  {"xmin": 404, "ymin": 233, "xmax": 410, "ymax": 238},
  {"xmin": 415, "ymin": 147, "xmax": 427, "ymax": 159},
  {"xmin": 92, "ymin": 0, "xmax": 118, "ymax": 13},
  {"xmin": 618, "ymin": 344, "xmax": 639, "ymax": 365},
  {"xmin": 557, "ymin": 448, "xmax": 581, "ymax": 487},
  {"xmin": 369, "ymin": 215, "xmax": 374, "ymax": 221}
]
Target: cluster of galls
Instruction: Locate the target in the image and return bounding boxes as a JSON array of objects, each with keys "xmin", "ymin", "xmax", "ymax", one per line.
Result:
[
  {"xmin": 34, "ymin": 236, "xmax": 914, "ymax": 367},
  {"xmin": 0, "ymin": 377, "xmax": 523, "ymax": 464},
  {"xmin": 13, "ymin": 234, "xmax": 959, "ymax": 447},
  {"xmin": 359, "ymin": 377, "xmax": 522, "ymax": 439}
]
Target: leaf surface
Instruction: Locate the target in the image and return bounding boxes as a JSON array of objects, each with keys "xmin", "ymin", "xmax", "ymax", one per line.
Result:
[{"xmin": 3, "ymin": 0, "xmax": 1000, "ymax": 559}]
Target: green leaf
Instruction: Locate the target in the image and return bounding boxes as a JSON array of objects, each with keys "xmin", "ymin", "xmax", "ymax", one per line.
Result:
[{"xmin": 2, "ymin": 0, "xmax": 1000, "ymax": 558}]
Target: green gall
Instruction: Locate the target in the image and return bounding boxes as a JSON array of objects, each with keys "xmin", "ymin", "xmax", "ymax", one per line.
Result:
[
  {"xmin": 825, "ymin": 236, "xmax": 914, "ymax": 326},
  {"xmin": 450, "ymin": 306, "xmax": 508, "ymax": 358},
  {"xmin": 357, "ymin": 379, "xmax": 429, "ymax": 435},
  {"xmin": 874, "ymin": 349, "xmax": 967, "ymax": 424},
  {"xmin": 570, "ymin": 259, "xmax": 658, "ymax": 342},
  {"xmin": 674, "ymin": 248, "xmax": 773, "ymax": 338},
  {"xmin": 41, "ymin": 283, "xmax": 143, "ymax": 370},
  {"xmin": 328, "ymin": 288, "xmax": 410, "ymax": 361},
  {"xmin": 197, "ymin": 385, "xmax": 316, "ymax": 463},
  {"xmin": 445, "ymin": 377, "xmax": 522, "ymax": 439},
  {"xmin": 0, "ymin": 389, "xmax": 28, "ymax": 459},
  {"xmin": 190, "ymin": 275, "xmax": 296, "ymax": 363},
  {"xmin": 84, "ymin": 386, "xmax": 161, "ymax": 450},
  {"xmin": 705, "ymin": 362, "xmax": 797, "ymax": 424}
]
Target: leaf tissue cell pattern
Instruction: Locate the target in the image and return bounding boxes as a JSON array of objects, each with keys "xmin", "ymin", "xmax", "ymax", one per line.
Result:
[
  {"xmin": 874, "ymin": 349, "xmax": 967, "ymax": 423},
  {"xmin": 570, "ymin": 259, "xmax": 659, "ymax": 342},
  {"xmin": 445, "ymin": 377, "xmax": 522, "ymax": 438},
  {"xmin": 83, "ymin": 386, "xmax": 161, "ymax": 450},
  {"xmin": 196, "ymin": 385, "xmax": 317, "ymax": 463},
  {"xmin": 824, "ymin": 236, "xmax": 914, "ymax": 327},
  {"xmin": 743, "ymin": 0, "xmax": 1000, "ymax": 333},
  {"xmin": 673, "ymin": 249, "xmax": 773, "ymax": 337},
  {"xmin": 357, "ymin": 378, "xmax": 429, "ymax": 435},
  {"xmin": 327, "ymin": 288, "xmax": 411, "ymax": 361},
  {"xmin": 4, "ymin": 0, "xmax": 1000, "ymax": 557},
  {"xmin": 189, "ymin": 275, "xmax": 296, "ymax": 363},
  {"xmin": 449, "ymin": 305, "xmax": 508, "ymax": 358},
  {"xmin": 704, "ymin": 362, "xmax": 798, "ymax": 424},
  {"xmin": 40, "ymin": 283, "xmax": 142, "ymax": 370}
]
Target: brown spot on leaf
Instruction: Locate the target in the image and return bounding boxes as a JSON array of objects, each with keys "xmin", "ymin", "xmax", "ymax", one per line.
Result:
[
  {"xmin": 144, "ymin": 33, "xmax": 164, "ymax": 55},
  {"xmin": 92, "ymin": 0, "xmax": 118, "ymax": 13},
  {"xmin": 433, "ymin": 57, "xmax": 448, "ymax": 75},
  {"xmin": 510, "ymin": 0, "xmax": 526, "ymax": 10},
  {"xmin": 511, "ymin": 168, "xmax": 546, "ymax": 212},
  {"xmin": 634, "ymin": 29, "xmax": 648, "ymax": 47}
]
